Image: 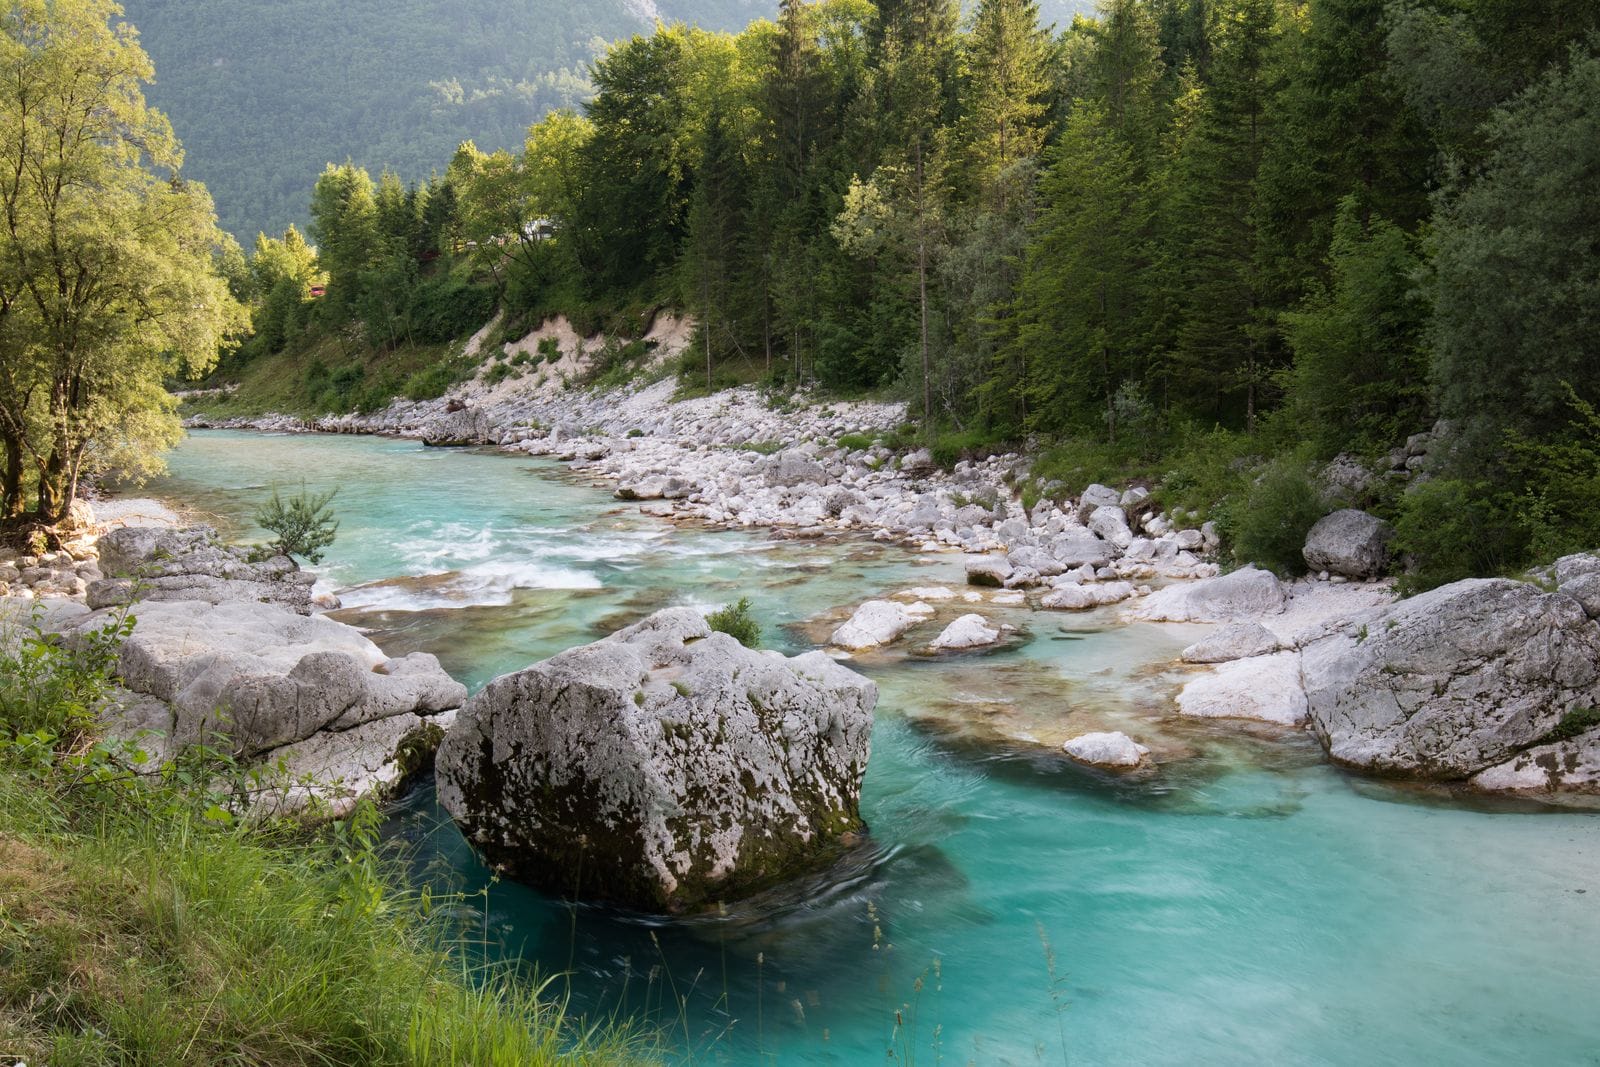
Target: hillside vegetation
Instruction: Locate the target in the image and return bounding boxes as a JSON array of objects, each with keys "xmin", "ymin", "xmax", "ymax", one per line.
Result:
[{"xmin": 123, "ymin": 0, "xmax": 1096, "ymax": 240}]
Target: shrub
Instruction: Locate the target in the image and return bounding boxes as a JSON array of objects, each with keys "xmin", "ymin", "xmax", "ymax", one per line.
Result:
[
  {"xmin": 836, "ymin": 433, "xmax": 875, "ymax": 451},
  {"xmin": 1392, "ymin": 478, "xmax": 1529, "ymax": 594},
  {"xmin": 1545, "ymin": 706, "xmax": 1600, "ymax": 743},
  {"xmin": 1228, "ymin": 458, "xmax": 1328, "ymax": 576},
  {"xmin": 484, "ymin": 362, "xmax": 516, "ymax": 387},
  {"xmin": 707, "ymin": 598, "xmax": 761, "ymax": 648},
  {"xmin": 257, "ymin": 484, "xmax": 339, "ymax": 564},
  {"xmin": 537, "ymin": 336, "xmax": 561, "ymax": 363},
  {"xmin": 402, "ymin": 356, "xmax": 473, "ymax": 401}
]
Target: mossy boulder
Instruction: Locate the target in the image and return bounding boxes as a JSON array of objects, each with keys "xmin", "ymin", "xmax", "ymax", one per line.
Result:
[{"xmin": 435, "ymin": 608, "xmax": 877, "ymax": 913}]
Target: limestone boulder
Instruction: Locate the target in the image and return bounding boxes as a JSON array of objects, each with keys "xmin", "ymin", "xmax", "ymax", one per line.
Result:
[
  {"xmin": 1181, "ymin": 623, "xmax": 1284, "ymax": 664},
  {"xmin": 91, "ymin": 525, "xmax": 315, "ymax": 615},
  {"xmin": 1087, "ymin": 505, "xmax": 1134, "ymax": 550},
  {"xmin": 1177, "ymin": 651, "xmax": 1308, "ymax": 725},
  {"xmin": 1301, "ymin": 509, "xmax": 1393, "ymax": 579},
  {"xmin": 831, "ymin": 599, "xmax": 934, "ymax": 651},
  {"xmin": 1128, "ymin": 566, "xmax": 1285, "ymax": 623},
  {"xmin": 929, "ymin": 614, "xmax": 1001, "ymax": 651},
  {"xmin": 436, "ymin": 608, "xmax": 877, "ymax": 912},
  {"xmin": 1300, "ymin": 579, "xmax": 1600, "ymax": 778},
  {"xmin": 1471, "ymin": 726, "xmax": 1600, "ymax": 795},
  {"xmin": 965, "ymin": 557, "xmax": 1014, "ymax": 588},
  {"xmin": 1048, "ymin": 530, "xmax": 1113, "ymax": 569},
  {"xmin": 765, "ymin": 450, "xmax": 828, "ymax": 488},
  {"xmin": 68, "ymin": 599, "xmax": 465, "ymax": 759},
  {"xmin": 1075, "ymin": 484, "xmax": 1121, "ymax": 524}
]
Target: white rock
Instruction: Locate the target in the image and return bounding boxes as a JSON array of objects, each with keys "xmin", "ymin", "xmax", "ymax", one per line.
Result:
[
  {"xmin": 1063, "ymin": 731, "xmax": 1150, "ymax": 768},
  {"xmin": 1181, "ymin": 623, "xmax": 1284, "ymax": 664},
  {"xmin": 1177, "ymin": 652, "xmax": 1308, "ymax": 725},
  {"xmin": 929, "ymin": 614, "xmax": 1001, "ymax": 651},
  {"xmin": 830, "ymin": 599, "xmax": 933, "ymax": 651}
]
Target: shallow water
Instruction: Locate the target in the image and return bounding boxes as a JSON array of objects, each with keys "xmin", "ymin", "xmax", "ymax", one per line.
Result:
[{"xmin": 148, "ymin": 431, "xmax": 1600, "ymax": 1064}]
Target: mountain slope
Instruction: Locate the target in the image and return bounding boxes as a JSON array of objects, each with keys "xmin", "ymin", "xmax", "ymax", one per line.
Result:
[{"xmin": 122, "ymin": 0, "xmax": 1091, "ymax": 242}]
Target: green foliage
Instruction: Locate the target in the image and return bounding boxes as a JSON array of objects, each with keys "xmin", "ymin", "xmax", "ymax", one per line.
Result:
[
  {"xmin": 257, "ymin": 484, "xmax": 340, "ymax": 564},
  {"xmin": 1506, "ymin": 386, "xmax": 1600, "ymax": 563},
  {"xmin": 706, "ymin": 597, "xmax": 762, "ymax": 648},
  {"xmin": 0, "ymin": 609, "xmax": 650, "ymax": 1065},
  {"xmin": 1544, "ymin": 706, "xmax": 1600, "ymax": 744},
  {"xmin": 1391, "ymin": 479, "xmax": 1528, "ymax": 594},
  {"xmin": 836, "ymin": 433, "xmax": 876, "ymax": 451},
  {"xmin": 1225, "ymin": 456, "xmax": 1328, "ymax": 576}
]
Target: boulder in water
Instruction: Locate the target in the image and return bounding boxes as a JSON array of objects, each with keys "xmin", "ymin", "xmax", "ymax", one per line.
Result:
[
  {"xmin": 1063, "ymin": 731, "xmax": 1150, "ymax": 768},
  {"xmin": 435, "ymin": 608, "xmax": 877, "ymax": 912},
  {"xmin": 929, "ymin": 614, "xmax": 1001, "ymax": 651},
  {"xmin": 831, "ymin": 599, "xmax": 934, "ymax": 650}
]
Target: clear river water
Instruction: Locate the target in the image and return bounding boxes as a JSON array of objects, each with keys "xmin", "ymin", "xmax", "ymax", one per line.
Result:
[{"xmin": 146, "ymin": 430, "xmax": 1600, "ymax": 1065}]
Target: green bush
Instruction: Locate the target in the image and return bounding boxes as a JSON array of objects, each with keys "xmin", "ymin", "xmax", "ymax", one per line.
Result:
[
  {"xmin": 402, "ymin": 357, "xmax": 473, "ymax": 401},
  {"xmin": 836, "ymin": 433, "xmax": 875, "ymax": 451},
  {"xmin": 484, "ymin": 362, "xmax": 516, "ymax": 387},
  {"xmin": 537, "ymin": 336, "xmax": 561, "ymax": 363},
  {"xmin": 1392, "ymin": 478, "xmax": 1529, "ymax": 594},
  {"xmin": 1227, "ymin": 458, "xmax": 1329, "ymax": 576},
  {"xmin": 257, "ymin": 484, "xmax": 339, "ymax": 564},
  {"xmin": 707, "ymin": 598, "xmax": 761, "ymax": 648},
  {"xmin": 1545, "ymin": 706, "xmax": 1600, "ymax": 743}
]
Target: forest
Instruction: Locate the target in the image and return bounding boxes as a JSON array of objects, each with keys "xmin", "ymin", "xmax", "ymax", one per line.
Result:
[{"xmin": 225, "ymin": 0, "xmax": 1600, "ymax": 589}]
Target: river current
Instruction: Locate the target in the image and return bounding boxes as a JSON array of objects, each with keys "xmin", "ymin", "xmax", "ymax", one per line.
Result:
[{"xmin": 146, "ymin": 430, "xmax": 1600, "ymax": 1065}]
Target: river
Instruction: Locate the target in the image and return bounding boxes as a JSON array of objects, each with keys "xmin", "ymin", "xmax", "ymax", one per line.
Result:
[{"xmin": 146, "ymin": 430, "xmax": 1600, "ymax": 1065}]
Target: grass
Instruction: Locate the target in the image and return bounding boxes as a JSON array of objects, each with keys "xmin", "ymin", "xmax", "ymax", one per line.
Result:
[{"xmin": 0, "ymin": 612, "xmax": 653, "ymax": 1067}]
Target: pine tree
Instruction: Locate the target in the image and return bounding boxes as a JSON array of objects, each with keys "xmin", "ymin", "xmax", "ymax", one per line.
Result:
[{"xmin": 958, "ymin": 0, "xmax": 1053, "ymax": 205}]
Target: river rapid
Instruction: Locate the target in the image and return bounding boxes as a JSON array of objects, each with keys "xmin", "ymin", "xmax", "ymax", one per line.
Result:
[{"xmin": 146, "ymin": 430, "xmax": 1600, "ymax": 1065}]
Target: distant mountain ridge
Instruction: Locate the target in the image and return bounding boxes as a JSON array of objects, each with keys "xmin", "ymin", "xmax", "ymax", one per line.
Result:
[{"xmin": 121, "ymin": 0, "xmax": 1092, "ymax": 242}]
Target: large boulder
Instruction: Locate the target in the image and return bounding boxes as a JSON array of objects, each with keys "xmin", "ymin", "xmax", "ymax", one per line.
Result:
[
  {"xmin": 1129, "ymin": 566, "xmax": 1285, "ymax": 623},
  {"xmin": 1075, "ymin": 484, "xmax": 1122, "ymax": 524},
  {"xmin": 69, "ymin": 599, "xmax": 464, "ymax": 760},
  {"xmin": 435, "ymin": 608, "xmax": 878, "ymax": 912},
  {"xmin": 1087, "ymin": 505, "xmax": 1134, "ymax": 550},
  {"xmin": 765, "ymin": 449, "xmax": 829, "ymax": 487},
  {"xmin": 1302, "ymin": 509, "xmax": 1392, "ymax": 579},
  {"xmin": 965, "ymin": 557, "xmax": 1014, "ymax": 588},
  {"xmin": 1048, "ymin": 530, "xmax": 1113, "ymax": 569},
  {"xmin": 1300, "ymin": 579, "xmax": 1600, "ymax": 778},
  {"xmin": 91, "ymin": 525, "xmax": 315, "ymax": 615}
]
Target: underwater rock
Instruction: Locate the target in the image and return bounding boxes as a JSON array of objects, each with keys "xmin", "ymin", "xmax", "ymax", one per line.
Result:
[{"xmin": 435, "ymin": 607, "xmax": 877, "ymax": 912}]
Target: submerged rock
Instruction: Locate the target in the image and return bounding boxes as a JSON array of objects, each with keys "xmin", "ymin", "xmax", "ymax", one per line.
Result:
[
  {"xmin": 1062, "ymin": 731, "xmax": 1150, "ymax": 768},
  {"xmin": 831, "ymin": 599, "xmax": 934, "ymax": 650},
  {"xmin": 1302, "ymin": 509, "xmax": 1392, "ymax": 579},
  {"xmin": 435, "ymin": 608, "xmax": 877, "ymax": 912},
  {"xmin": 1301, "ymin": 579, "xmax": 1600, "ymax": 778},
  {"xmin": 90, "ymin": 525, "xmax": 315, "ymax": 615}
]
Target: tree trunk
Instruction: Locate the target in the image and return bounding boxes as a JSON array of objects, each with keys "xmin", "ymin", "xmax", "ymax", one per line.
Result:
[
  {"xmin": 916, "ymin": 143, "xmax": 931, "ymax": 427},
  {"xmin": 0, "ymin": 433, "xmax": 22, "ymax": 521}
]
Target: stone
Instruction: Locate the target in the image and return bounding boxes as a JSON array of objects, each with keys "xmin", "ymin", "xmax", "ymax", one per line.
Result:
[
  {"xmin": 1559, "ymin": 573, "xmax": 1600, "ymax": 619},
  {"xmin": 1040, "ymin": 580, "xmax": 1136, "ymax": 611},
  {"xmin": 966, "ymin": 557, "xmax": 1014, "ymax": 588},
  {"xmin": 66, "ymin": 599, "xmax": 465, "ymax": 759},
  {"xmin": 435, "ymin": 608, "xmax": 877, "ymax": 912},
  {"xmin": 252, "ymin": 711, "xmax": 455, "ymax": 820},
  {"xmin": 1120, "ymin": 486, "xmax": 1151, "ymax": 512},
  {"xmin": 1177, "ymin": 652, "xmax": 1308, "ymax": 725},
  {"xmin": 1087, "ymin": 505, "xmax": 1134, "ymax": 549},
  {"xmin": 1063, "ymin": 731, "xmax": 1150, "ymax": 768},
  {"xmin": 1300, "ymin": 578, "xmax": 1600, "ymax": 778},
  {"xmin": 765, "ymin": 450, "xmax": 828, "ymax": 488},
  {"xmin": 901, "ymin": 448, "xmax": 934, "ymax": 472},
  {"xmin": 1471, "ymin": 727, "xmax": 1600, "ymax": 795},
  {"xmin": 831, "ymin": 599, "xmax": 933, "ymax": 650},
  {"xmin": 1130, "ymin": 566, "xmax": 1286, "ymax": 623},
  {"xmin": 1302, "ymin": 509, "xmax": 1393, "ymax": 579},
  {"xmin": 1181, "ymin": 623, "xmax": 1284, "ymax": 664},
  {"xmin": 1008, "ymin": 546, "xmax": 1065, "ymax": 578},
  {"xmin": 1075, "ymin": 484, "xmax": 1121, "ymax": 524},
  {"xmin": 1048, "ymin": 530, "xmax": 1113, "ymax": 569},
  {"xmin": 929, "ymin": 614, "xmax": 1001, "ymax": 651},
  {"xmin": 93, "ymin": 525, "xmax": 315, "ymax": 614}
]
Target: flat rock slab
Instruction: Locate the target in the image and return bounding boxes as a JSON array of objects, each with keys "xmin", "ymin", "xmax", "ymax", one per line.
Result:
[{"xmin": 1177, "ymin": 651, "xmax": 1308, "ymax": 725}]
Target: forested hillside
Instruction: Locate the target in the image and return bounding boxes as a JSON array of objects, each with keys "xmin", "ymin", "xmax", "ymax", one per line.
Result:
[
  {"xmin": 212, "ymin": 0, "xmax": 1600, "ymax": 592},
  {"xmin": 122, "ymin": 0, "xmax": 1095, "ymax": 239}
]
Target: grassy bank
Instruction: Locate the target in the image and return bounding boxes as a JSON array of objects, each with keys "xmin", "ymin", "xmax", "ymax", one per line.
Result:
[{"xmin": 0, "ymin": 613, "xmax": 652, "ymax": 1066}]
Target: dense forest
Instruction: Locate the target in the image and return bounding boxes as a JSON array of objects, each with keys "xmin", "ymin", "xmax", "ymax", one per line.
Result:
[
  {"xmin": 224, "ymin": 0, "xmax": 1600, "ymax": 587},
  {"xmin": 123, "ymin": 0, "xmax": 1097, "ymax": 239}
]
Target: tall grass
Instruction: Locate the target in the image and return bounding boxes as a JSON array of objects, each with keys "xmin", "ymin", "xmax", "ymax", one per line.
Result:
[{"xmin": 0, "ymin": 611, "xmax": 654, "ymax": 1066}]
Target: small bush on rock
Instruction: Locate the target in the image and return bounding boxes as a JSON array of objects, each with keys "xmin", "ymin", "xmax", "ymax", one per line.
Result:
[
  {"xmin": 707, "ymin": 598, "xmax": 761, "ymax": 648},
  {"xmin": 257, "ymin": 484, "xmax": 339, "ymax": 564}
]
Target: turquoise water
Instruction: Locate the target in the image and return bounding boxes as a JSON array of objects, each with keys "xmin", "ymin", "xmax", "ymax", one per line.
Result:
[{"xmin": 148, "ymin": 431, "xmax": 1600, "ymax": 1065}]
